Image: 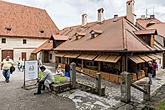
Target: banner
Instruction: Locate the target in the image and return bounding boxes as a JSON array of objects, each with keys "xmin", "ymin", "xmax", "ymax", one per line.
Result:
[{"xmin": 25, "ymin": 60, "xmax": 38, "ymax": 81}]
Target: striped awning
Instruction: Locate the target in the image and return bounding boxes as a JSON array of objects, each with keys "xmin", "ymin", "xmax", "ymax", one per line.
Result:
[
  {"xmin": 147, "ymin": 54, "xmax": 158, "ymax": 60},
  {"xmin": 139, "ymin": 55, "xmax": 153, "ymax": 62},
  {"xmin": 55, "ymin": 53, "xmax": 65, "ymax": 57},
  {"xmin": 94, "ymin": 55, "xmax": 109, "ymax": 62},
  {"xmin": 104, "ymin": 56, "xmax": 121, "ymax": 63},
  {"xmin": 153, "ymin": 54, "xmax": 162, "ymax": 59},
  {"xmin": 129, "ymin": 56, "xmax": 145, "ymax": 64},
  {"xmin": 78, "ymin": 54, "xmax": 97, "ymax": 61},
  {"xmin": 64, "ymin": 53, "xmax": 80, "ymax": 58},
  {"xmin": 95, "ymin": 55, "xmax": 121, "ymax": 63}
]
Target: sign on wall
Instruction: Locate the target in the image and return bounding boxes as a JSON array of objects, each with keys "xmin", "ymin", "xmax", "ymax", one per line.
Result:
[{"xmin": 25, "ymin": 60, "xmax": 38, "ymax": 81}]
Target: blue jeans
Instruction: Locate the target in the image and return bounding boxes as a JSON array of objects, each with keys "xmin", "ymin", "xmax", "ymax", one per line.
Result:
[
  {"xmin": 2, "ymin": 69, "xmax": 10, "ymax": 81},
  {"xmin": 148, "ymin": 73, "xmax": 152, "ymax": 85}
]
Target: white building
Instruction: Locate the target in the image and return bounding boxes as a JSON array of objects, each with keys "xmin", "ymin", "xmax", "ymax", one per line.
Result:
[{"xmin": 0, "ymin": 1, "xmax": 59, "ymax": 61}]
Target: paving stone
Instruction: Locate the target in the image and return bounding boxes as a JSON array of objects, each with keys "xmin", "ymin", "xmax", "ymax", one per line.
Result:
[{"xmin": 117, "ymin": 104, "xmax": 134, "ymax": 110}]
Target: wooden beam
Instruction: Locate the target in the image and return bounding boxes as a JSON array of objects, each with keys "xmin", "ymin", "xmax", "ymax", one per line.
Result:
[
  {"xmin": 150, "ymin": 35, "xmax": 154, "ymax": 48},
  {"xmin": 81, "ymin": 60, "xmax": 84, "ymax": 69},
  {"xmin": 98, "ymin": 62, "xmax": 101, "ymax": 72}
]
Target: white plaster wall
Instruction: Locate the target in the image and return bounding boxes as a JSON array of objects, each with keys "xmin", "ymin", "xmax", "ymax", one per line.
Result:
[
  {"xmin": 0, "ymin": 37, "xmax": 47, "ymax": 62},
  {"xmin": 154, "ymin": 53, "xmax": 163, "ymax": 69},
  {"xmin": 0, "ymin": 37, "xmax": 46, "ymax": 49},
  {"xmin": 14, "ymin": 49, "xmax": 35, "ymax": 61}
]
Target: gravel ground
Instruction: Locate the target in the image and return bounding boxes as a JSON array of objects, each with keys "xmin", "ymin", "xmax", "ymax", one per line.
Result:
[{"xmin": 0, "ymin": 69, "xmax": 76, "ymax": 110}]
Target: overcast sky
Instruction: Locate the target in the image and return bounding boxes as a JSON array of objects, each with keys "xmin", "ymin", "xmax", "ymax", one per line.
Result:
[{"xmin": 3, "ymin": 0, "xmax": 165, "ymax": 29}]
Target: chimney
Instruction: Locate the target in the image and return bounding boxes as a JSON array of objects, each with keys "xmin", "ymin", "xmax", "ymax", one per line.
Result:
[
  {"xmin": 141, "ymin": 15, "xmax": 145, "ymax": 19},
  {"xmin": 113, "ymin": 15, "xmax": 119, "ymax": 22},
  {"xmin": 150, "ymin": 15, "xmax": 155, "ymax": 19},
  {"xmin": 126, "ymin": 0, "xmax": 136, "ymax": 24},
  {"xmin": 114, "ymin": 14, "xmax": 118, "ymax": 19},
  {"xmin": 97, "ymin": 8, "xmax": 104, "ymax": 23},
  {"xmin": 82, "ymin": 14, "xmax": 87, "ymax": 26}
]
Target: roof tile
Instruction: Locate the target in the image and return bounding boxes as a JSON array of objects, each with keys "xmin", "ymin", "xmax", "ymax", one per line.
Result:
[{"xmin": 0, "ymin": 1, "xmax": 59, "ymax": 39}]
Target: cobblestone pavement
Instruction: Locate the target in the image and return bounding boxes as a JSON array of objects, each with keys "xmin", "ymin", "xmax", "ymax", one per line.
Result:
[
  {"xmin": 0, "ymin": 69, "xmax": 76, "ymax": 110},
  {"xmin": 59, "ymin": 69, "xmax": 165, "ymax": 110},
  {"xmin": 19, "ymin": 62, "xmax": 165, "ymax": 110},
  {"xmin": 149, "ymin": 83, "xmax": 165, "ymax": 108}
]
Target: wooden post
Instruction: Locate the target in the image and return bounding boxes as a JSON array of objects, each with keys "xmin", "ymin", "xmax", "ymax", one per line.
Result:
[
  {"xmin": 163, "ymin": 53, "xmax": 165, "ymax": 69},
  {"xmin": 143, "ymin": 83, "xmax": 150, "ymax": 101},
  {"xmin": 121, "ymin": 56, "xmax": 126, "ymax": 72},
  {"xmin": 96, "ymin": 73, "xmax": 101, "ymax": 96},
  {"xmin": 98, "ymin": 62, "xmax": 101, "ymax": 72},
  {"xmin": 70, "ymin": 62, "xmax": 76, "ymax": 89},
  {"xmin": 67, "ymin": 58, "xmax": 70, "ymax": 64},
  {"xmin": 125, "ymin": 55, "xmax": 128, "ymax": 71},
  {"xmin": 150, "ymin": 35, "xmax": 154, "ymax": 48},
  {"xmin": 81, "ymin": 60, "xmax": 84, "ymax": 69},
  {"xmin": 121, "ymin": 72, "xmax": 131, "ymax": 103}
]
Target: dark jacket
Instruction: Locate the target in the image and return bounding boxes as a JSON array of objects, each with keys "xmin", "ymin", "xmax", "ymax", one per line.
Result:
[
  {"xmin": 148, "ymin": 65, "xmax": 152, "ymax": 74},
  {"xmin": 65, "ymin": 64, "xmax": 70, "ymax": 72}
]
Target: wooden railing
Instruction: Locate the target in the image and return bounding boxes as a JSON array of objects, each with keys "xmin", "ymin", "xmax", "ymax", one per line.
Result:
[
  {"xmin": 75, "ymin": 66, "xmax": 146, "ymax": 84},
  {"xmin": 131, "ymin": 70, "xmax": 145, "ymax": 82}
]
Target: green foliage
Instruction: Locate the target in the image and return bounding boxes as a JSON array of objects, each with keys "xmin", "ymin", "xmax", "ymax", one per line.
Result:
[
  {"xmin": 38, "ymin": 72, "xmax": 67, "ymax": 83},
  {"xmin": 53, "ymin": 75, "xmax": 68, "ymax": 83},
  {"xmin": 157, "ymin": 99, "xmax": 165, "ymax": 110}
]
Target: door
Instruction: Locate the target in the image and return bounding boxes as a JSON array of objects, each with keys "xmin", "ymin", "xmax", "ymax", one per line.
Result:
[
  {"xmin": 31, "ymin": 54, "xmax": 37, "ymax": 60},
  {"xmin": 21, "ymin": 52, "xmax": 26, "ymax": 61},
  {"xmin": 2, "ymin": 50, "xmax": 13, "ymax": 61},
  {"xmin": 44, "ymin": 51, "xmax": 49, "ymax": 63}
]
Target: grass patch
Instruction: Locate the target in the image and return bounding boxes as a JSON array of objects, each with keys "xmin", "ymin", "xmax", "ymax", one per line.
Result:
[
  {"xmin": 38, "ymin": 71, "xmax": 68, "ymax": 83},
  {"xmin": 156, "ymin": 99, "xmax": 165, "ymax": 110},
  {"xmin": 53, "ymin": 75, "xmax": 68, "ymax": 83}
]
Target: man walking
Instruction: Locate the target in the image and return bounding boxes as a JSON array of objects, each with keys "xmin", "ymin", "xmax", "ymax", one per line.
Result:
[
  {"xmin": 1, "ymin": 56, "xmax": 14, "ymax": 83},
  {"xmin": 34, "ymin": 65, "xmax": 54, "ymax": 95}
]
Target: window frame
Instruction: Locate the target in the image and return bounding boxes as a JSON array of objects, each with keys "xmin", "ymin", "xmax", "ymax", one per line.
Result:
[
  {"xmin": 2, "ymin": 38, "xmax": 6, "ymax": 44},
  {"xmin": 23, "ymin": 39, "xmax": 27, "ymax": 44},
  {"xmin": 49, "ymin": 53, "xmax": 52, "ymax": 60}
]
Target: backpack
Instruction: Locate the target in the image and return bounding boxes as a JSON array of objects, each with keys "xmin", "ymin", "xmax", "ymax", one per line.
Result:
[{"xmin": 10, "ymin": 66, "xmax": 15, "ymax": 74}]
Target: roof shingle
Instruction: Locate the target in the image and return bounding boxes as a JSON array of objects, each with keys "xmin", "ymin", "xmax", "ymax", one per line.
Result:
[
  {"xmin": 0, "ymin": 1, "xmax": 59, "ymax": 39},
  {"xmin": 55, "ymin": 17, "xmax": 158, "ymax": 52}
]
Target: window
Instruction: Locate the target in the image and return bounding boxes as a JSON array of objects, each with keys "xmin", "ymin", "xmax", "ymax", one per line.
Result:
[
  {"xmin": 40, "ymin": 30, "xmax": 44, "ymax": 33},
  {"xmin": 23, "ymin": 39, "xmax": 26, "ymax": 44},
  {"xmin": 5, "ymin": 27, "xmax": 11, "ymax": 31},
  {"xmin": 2, "ymin": 38, "xmax": 6, "ymax": 43},
  {"xmin": 49, "ymin": 54, "xmax": 52, "ymax": 60}
]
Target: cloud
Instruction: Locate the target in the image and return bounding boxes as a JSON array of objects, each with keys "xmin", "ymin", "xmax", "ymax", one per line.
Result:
[{"xmin": 3, "ymin": 0, "xmax": 165, "ymax": 29}]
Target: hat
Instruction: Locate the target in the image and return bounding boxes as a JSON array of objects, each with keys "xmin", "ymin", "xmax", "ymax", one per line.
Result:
[{"xmin": 40, "ymin": 65, "xmax": 46, "ymax": 70}]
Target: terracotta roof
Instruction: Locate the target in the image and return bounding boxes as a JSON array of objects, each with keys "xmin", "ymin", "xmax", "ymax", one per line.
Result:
[
  {"xmin": 0, "ymin": 1, "xmax": 59, "ymax": 39},
  {"xmin": 134, "ymin": 29, "xmax": 157, "ymax": 35},
  {"xmin": 52, "ymin": 35, "xmax": 69, "ymax": 41},
  {"xmin": 32, "ymin": 40, "xmax": 52, "ymax": 53},
  {"xmin": 127, "ymin": 0, "xmax": 134, "ymax": 3},
  {"xmin": 136, "ymin": 18, "xmax": 161, "ymax": 28},
  {"xmin": 55, "ymin": 17, "xmax": 159, "ymax": 52},
  {"xmin": 147, "ymin": 23, "xmax": 165, "ymax": 38}
]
